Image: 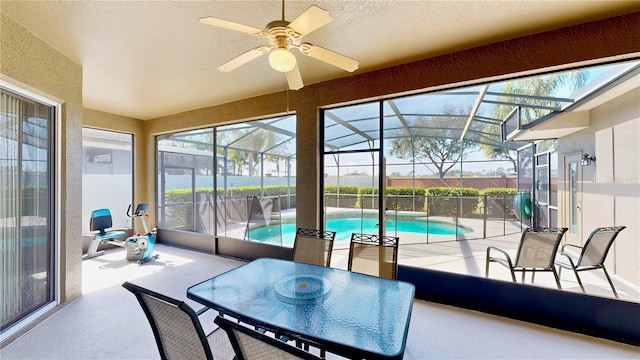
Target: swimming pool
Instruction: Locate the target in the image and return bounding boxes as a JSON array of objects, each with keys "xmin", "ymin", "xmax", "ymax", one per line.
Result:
[{"xmin": 247, "ymin": 217, "xmax": 470, "ymax": 245}]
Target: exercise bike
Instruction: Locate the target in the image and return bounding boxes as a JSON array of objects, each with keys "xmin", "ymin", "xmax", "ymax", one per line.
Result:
[
  {"xmin": 123, "ymin": 203, "xmax": 159, "ymax": 264},
  {"xmin": 84, "ymin": 203, "xmax": 158, "ymax": 264}
]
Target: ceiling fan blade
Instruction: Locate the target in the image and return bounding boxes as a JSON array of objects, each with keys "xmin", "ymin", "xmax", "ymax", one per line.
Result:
[
  {"xmin": 288, "ymin": 5, "xmax": 333, "ymax": 36},
  {"xmin": 218, "ymin": 46, "xmax": 270, "ymax": 72},
  {"xmin": 199, "ymin": 16, "xmax": 263, "ymax": 35},
  {"xmin": 285, "ymin": 63, "xmax": 304, "ymax": 90},
  {"xmin": 300, "ymin": 43, "xmax": 358, "ymax": 72}
]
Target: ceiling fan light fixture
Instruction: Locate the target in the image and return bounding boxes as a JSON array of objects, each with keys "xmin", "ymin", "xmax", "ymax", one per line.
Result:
[{"xmin": 269, "ymin": 48, "xmax": 296, "ymax": 72}]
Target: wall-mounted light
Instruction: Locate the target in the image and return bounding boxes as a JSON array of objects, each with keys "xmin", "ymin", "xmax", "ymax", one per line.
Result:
[{"xmin": 581, "ymin": 153, "xmax": 596, "ymax": 166}]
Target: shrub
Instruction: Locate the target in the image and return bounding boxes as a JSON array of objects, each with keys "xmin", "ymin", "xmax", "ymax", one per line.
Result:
[
  {"xmin": 386, "ymin": 187, "xmax": 426, "ymax": 211},
  {"xmin": 324, "ymin": 185, "xmax": 359, "ymax": 207},
  {"xmin": 356, "ymin": 186, "xmax": 426, "ymax": 211},
  {"xmin": 324, "ymin": 185, "xmax": 359, "ymax": 194},
  {"xmin": 356, "ymin": 186, "xmax": 379, "ymax": 209},
  {"xmin": 426, "ymin": 187, "xmax": 481, "ymax": 217},
  {"xmin": 480, "ymin": 188, "xmax": 517, "ymax": 218},
  {"xmin": 163, "ymin": 185, "xmax": 297, "ymax": 227}
]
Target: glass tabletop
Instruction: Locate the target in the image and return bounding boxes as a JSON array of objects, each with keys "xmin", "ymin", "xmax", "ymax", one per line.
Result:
[{"xmin": 187, "ymin": 258, "xmax": 415, "ymax": 359}]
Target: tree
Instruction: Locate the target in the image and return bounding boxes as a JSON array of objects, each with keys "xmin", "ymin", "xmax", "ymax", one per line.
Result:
[
  {"xmin": 228, "ymin": 128, "xmax": 283, "ymax": 176},
  {"xmin": 482, "ymin": 70, "xmax": 589, "ymax": 166},
  {"xmin": 480, "ymin": 143, "xmax": 517, "ymax": 172},
  {"xmin": 388, "ymin": 105, "xmax": 478, "ymax": 179}
]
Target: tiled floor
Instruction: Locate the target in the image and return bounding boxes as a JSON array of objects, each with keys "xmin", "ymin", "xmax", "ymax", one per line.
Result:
[{"xmin": 2, "ymin": 242, "xmax": 638, "ymax": 359}]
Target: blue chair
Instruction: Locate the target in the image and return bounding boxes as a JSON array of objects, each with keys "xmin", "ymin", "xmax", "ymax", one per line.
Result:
[{"xmin": 84, "ymin": 208, "xmax": 127, "ymax": 259}]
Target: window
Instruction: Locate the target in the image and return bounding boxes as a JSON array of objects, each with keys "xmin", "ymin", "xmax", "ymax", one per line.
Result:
[
  {"xmin": 81, "ymin": 128, "xmax": 133, "ymax": 232},
  {"xmin": 156, "ymin": 115, "xmax": 297, "ymax": 247},
  {"xmin": 157, "ymin": 128, "xmax": 214, "ymax": 233},
  {"xmin": 216, "ymin": 115, "xmax": 297, "ymax": 245},
  {"xmin": 322, "ymin": 58, "xmax": 640, "ymax": 302}
]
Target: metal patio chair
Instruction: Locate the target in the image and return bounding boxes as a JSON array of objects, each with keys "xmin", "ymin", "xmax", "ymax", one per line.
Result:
[
  {"xmin": 291, "ymin": 228, "xmax": 336, "ymax": 267},
  {"xmin": 215, "ymin": 316, "xmax": 322, "ymax": 360},
  {"xmin": 122, "ymin": 282, "xmax": 234, "ymax": 360},
  {"xmin": 486, "ymin": 227, "xmax": 568, "ymax": 288},
  {"xmin": 556, "ymin": 226, "xmax": 626, "ymax": 298},
  {"xmin": 348, "ymin": 233, "xmax": 399, "ymax": 280}
]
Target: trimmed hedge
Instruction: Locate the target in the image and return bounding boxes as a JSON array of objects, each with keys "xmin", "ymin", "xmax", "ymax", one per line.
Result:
[
  {"xmin": 324, "ymin": 185, "xmax": 359, "ymax": 194},
  {"xmin": 356, "ymin": 186, "xmax": 427, "ymax": 211},
  {"xmin": 164, "ymin": 185, "xmax": 295, "ymax": 200},
  {"xmin": 225, "ymin": 185, "xmax": 294, "ymax": 197},
  {"xmin": 163, "ymin": 185, "xmax": 296, "ymax": 227},
  {"xmin": 355, "ymin": 186, "xmax": 379, "ymax": 209},
  {"xmin": 480, "ymin": 187, "xmax": 517, "ymax": 218},
  {"xmin": 426, "ymin": 187, "xmax": 481, "ymax": 217},
  {"xmin": 160, "ymin": 184, "xmax": 516, "ymax": 228},
  {"xmin": 324, "ymin": 185, "xmax": 359, "ymax": 208}
]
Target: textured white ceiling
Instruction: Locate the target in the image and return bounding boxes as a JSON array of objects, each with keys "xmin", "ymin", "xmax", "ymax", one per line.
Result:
[{"xmin": 2, "ymin": 1, "xmax": 639, "ymax": 120}]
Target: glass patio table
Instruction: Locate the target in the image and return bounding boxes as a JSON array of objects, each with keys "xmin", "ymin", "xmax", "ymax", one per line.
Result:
[{"xmin": 187, "ymin": 257, "xmax": 415, "ymax": 360}]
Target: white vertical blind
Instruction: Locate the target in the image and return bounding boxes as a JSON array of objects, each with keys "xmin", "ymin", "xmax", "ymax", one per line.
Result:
[
  {"xmin": 1, "ymin": 89, "xmax": 52, "ymax": 331},
  {"xmin": 1, "ymin": 91, "xmax": 23, "ymax": 326}
]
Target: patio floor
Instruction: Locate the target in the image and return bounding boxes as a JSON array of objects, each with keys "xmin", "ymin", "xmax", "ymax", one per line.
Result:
[{"xmin": 1, "ymin": 240, "xmax": 638, "ymax": 359}]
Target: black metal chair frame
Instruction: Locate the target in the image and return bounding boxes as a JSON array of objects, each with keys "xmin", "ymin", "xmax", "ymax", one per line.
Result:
[
  {"xmin": 556, "ymin": 226, "xmax": 626, "ymax": 298},
  {"xmin": 122, "ymin": 281, "xmax": 215, "ymax": 360},
  {"xmin": 486, "ymin": 227, "xmax": 568, "ymax": 289},
  {"xmin": 214, "ymin": 316, "xmax": 322, "ymax": 360},
  {"xmin": 291, "ymin": 228, "xmax": 337, "ymax": 267}
]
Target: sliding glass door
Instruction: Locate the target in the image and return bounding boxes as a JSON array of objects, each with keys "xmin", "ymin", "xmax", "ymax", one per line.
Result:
[{"xmin": 1, "ymin": 88, "xmax": 55, "ymax": 333}]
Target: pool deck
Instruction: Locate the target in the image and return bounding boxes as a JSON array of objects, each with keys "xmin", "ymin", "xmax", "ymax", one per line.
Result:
[{"xmin": 220, "ymin": 213, "xmax": 638, "ymax": 301}]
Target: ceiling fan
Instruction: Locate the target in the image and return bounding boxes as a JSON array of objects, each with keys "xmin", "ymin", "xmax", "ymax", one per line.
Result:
[{"xmin": 199, "ymin": 0, "xmax": 359, "ymax": 90}]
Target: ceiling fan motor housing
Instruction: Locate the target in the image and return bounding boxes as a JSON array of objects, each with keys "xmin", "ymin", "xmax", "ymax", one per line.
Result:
[{"xmin": 264, "ymin": 20, "xmax": 301, "ymax": 49}]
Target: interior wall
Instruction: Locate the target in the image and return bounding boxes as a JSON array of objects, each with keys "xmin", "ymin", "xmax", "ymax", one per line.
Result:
[
  {"xmin": 1, "ymin": 13, "xmax": 83, "ymax": 302},
  {"xmin": 83, "ymin": 109, "xmax": 148, "ymax": 234}
]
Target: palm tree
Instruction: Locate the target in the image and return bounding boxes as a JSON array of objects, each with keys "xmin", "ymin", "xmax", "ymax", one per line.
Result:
[{"xmin": 481, "ymin": 69, "xmax": 589, "ymax": 163}]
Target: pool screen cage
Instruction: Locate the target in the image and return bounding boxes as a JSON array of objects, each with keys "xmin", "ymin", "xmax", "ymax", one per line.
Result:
[{"xmin": 155, "ymin": 60, "xmax": 640, "ymax": 246}]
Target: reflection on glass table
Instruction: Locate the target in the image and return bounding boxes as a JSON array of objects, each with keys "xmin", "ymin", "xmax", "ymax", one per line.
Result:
[{"xmin": 187, "ymin": 258, "xmax": 415, "ymax": 360}]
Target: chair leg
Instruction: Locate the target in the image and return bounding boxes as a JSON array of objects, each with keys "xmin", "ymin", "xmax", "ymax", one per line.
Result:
[
  {"xmin": 510, "ymin": 268, "xmax": 517, "ymax": 282},
  {"xmin": 601, "ymin": 265, "xmax": 619, "ymax": 298},
  {"xmin": 572, "ymin": 268, "xmax": 586, "ymax": 293},
  {"xmin": 552, "ymin": 269, "xmax": 562, "ymax": 290},
  {"xmin": 531, "ymin": 269, "xmax": 536, "ymax": 284},
  {"xmin": 485, "ymin": 250, "xmax": 490, "ymax": 277}
]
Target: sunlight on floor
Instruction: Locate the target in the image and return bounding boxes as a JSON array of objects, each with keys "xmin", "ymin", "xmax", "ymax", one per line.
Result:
[{"xmin": 82, "ymin": 247, "xmax": 195, "ymax": 294}]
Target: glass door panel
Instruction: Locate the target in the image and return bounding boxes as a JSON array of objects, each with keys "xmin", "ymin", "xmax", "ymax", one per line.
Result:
[{"xmin": 1, "ymin": 89, "xmax": 54, "ymax": 333}]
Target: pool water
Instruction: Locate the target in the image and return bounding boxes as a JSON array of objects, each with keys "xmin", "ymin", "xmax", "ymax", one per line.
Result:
[{"xmin": 248, "ymin": 217, "xmax": 469, "ymax": 245}]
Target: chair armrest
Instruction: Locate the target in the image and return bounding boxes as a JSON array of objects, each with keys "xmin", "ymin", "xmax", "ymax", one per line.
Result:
[
  {"xmin": 486, "ymin": 246, "xmax": 514, "ymax": 268},
  {"xmin": 561, "ymin": 243, "xmax": 582, "ymax": 254},
  {"xmin": 556, "ymin": 245, "xmax": 580, "ymax": 269}
]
